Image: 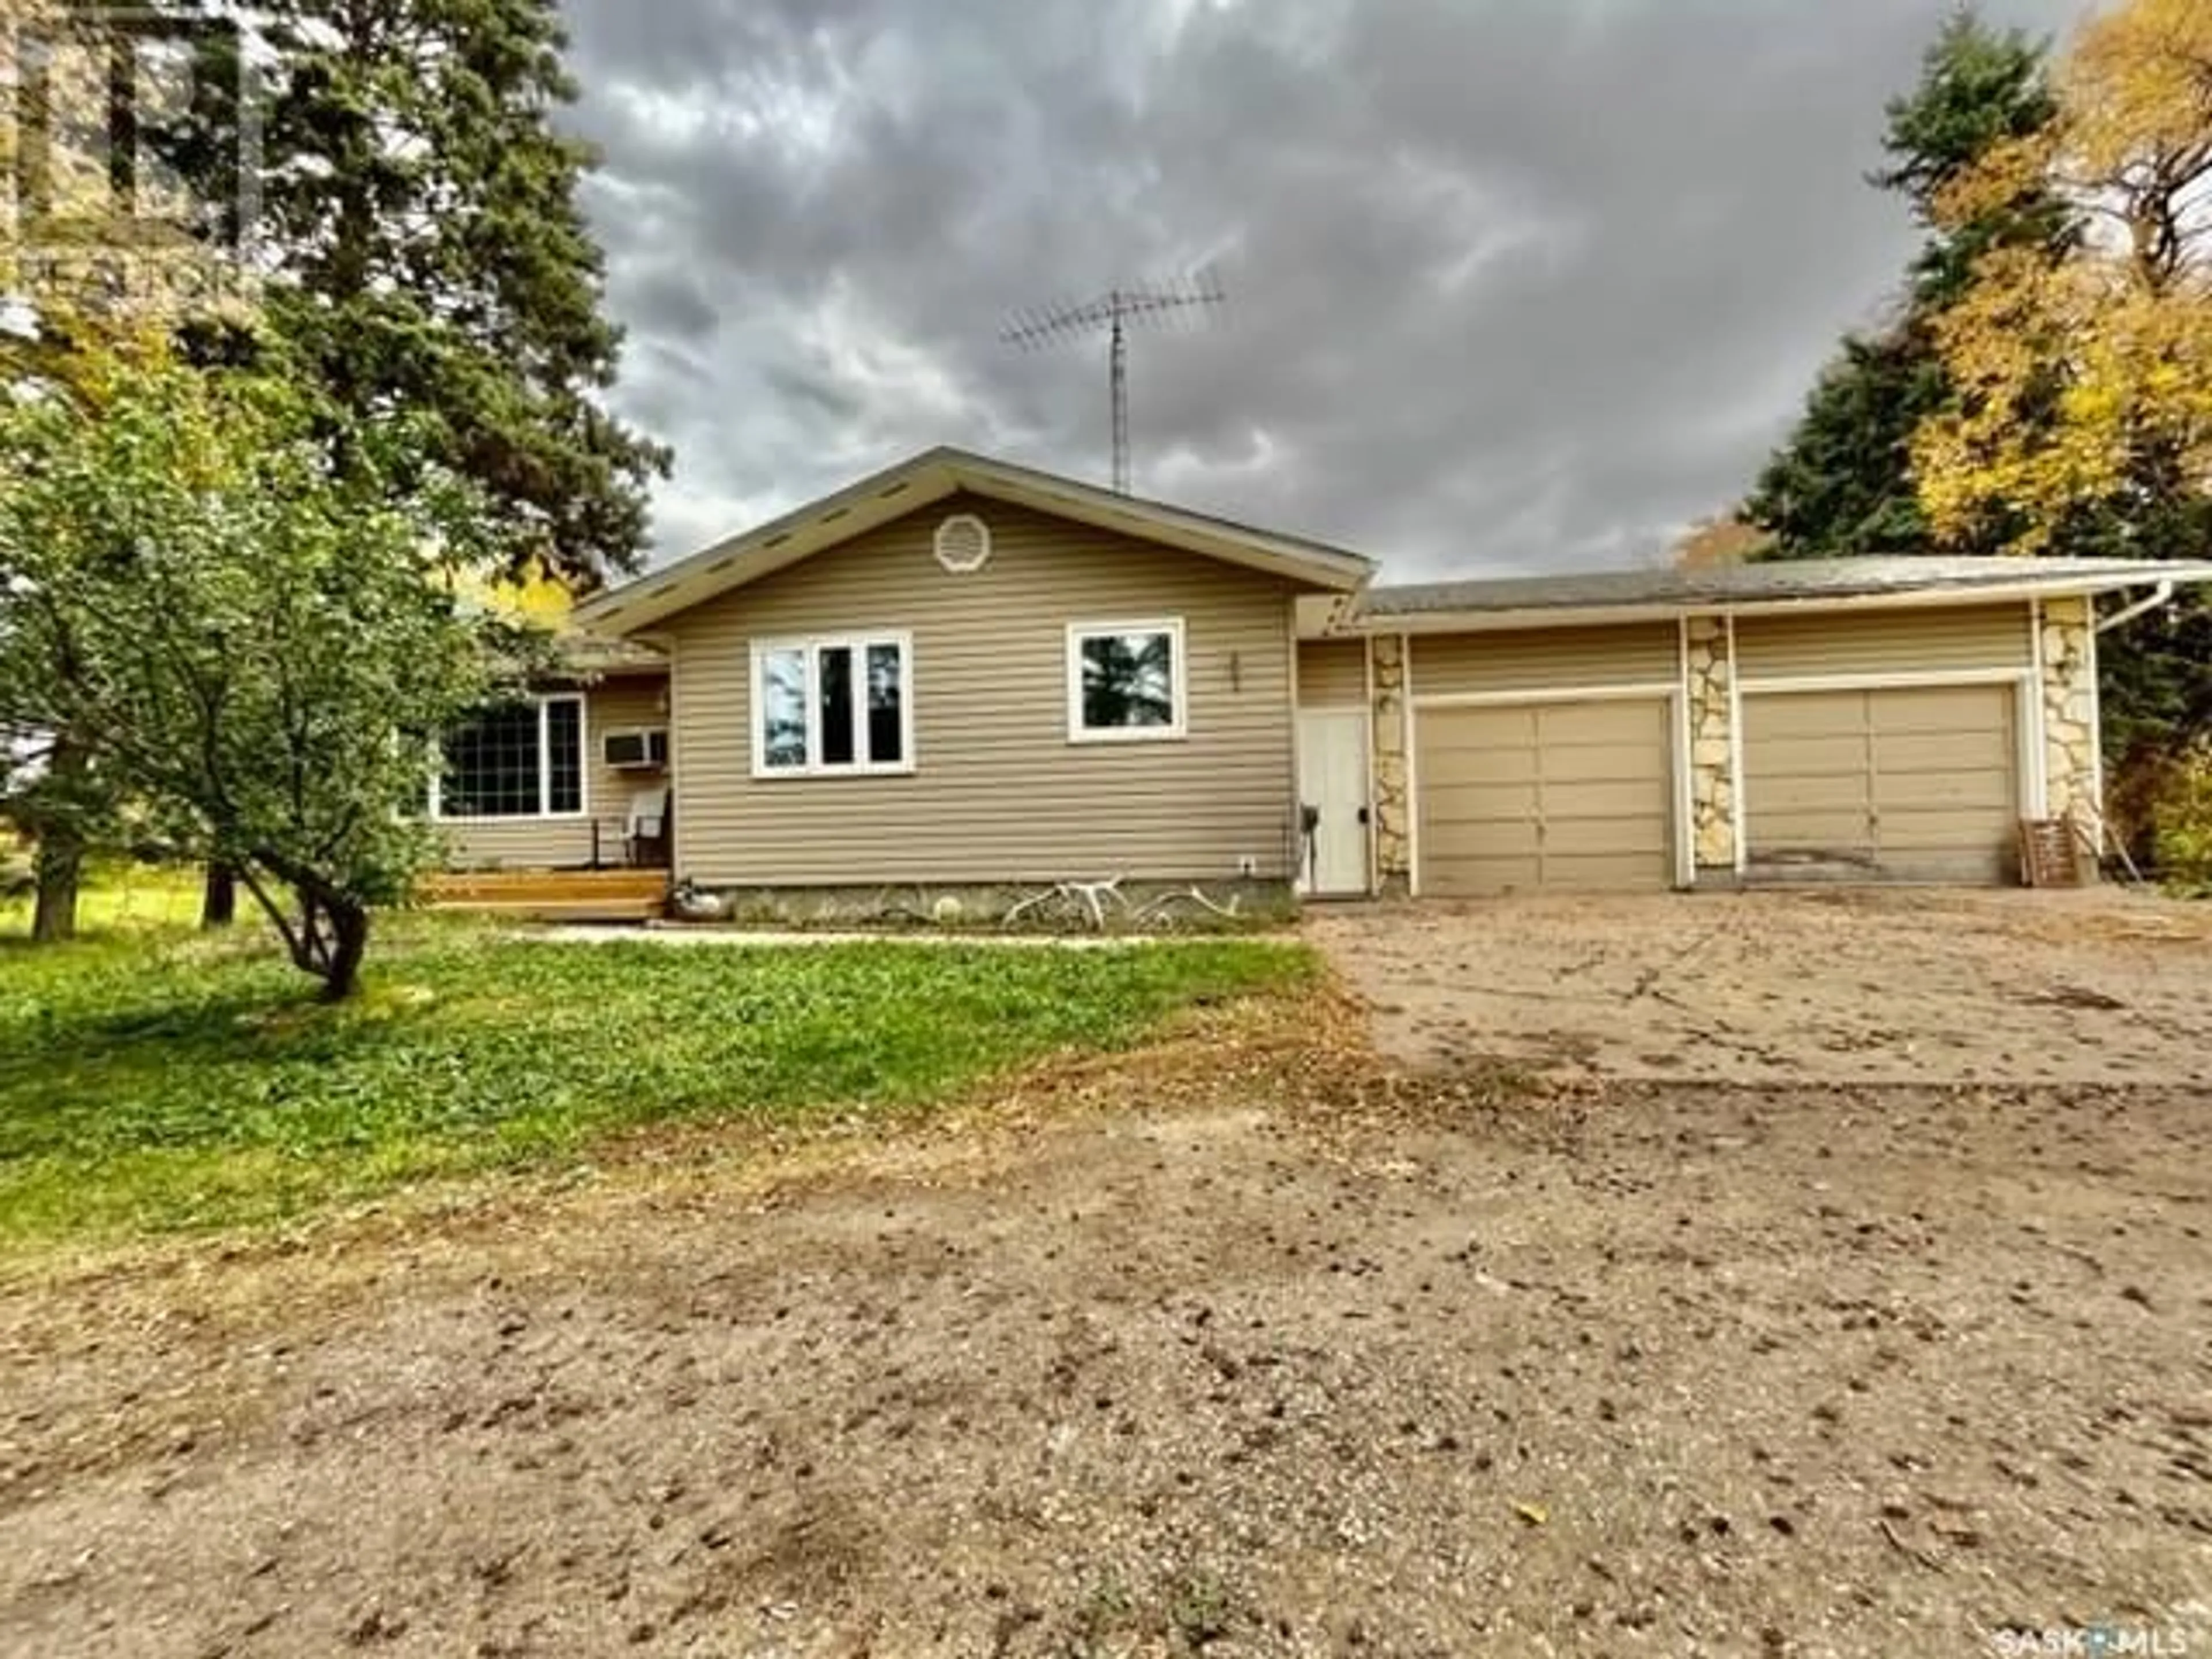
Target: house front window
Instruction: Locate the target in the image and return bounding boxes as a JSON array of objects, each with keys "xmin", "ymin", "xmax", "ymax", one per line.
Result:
[
  {"xmin": 1067, "ymin": 619, "xmax": 1185, "ymax": 742},
  {"xmin": 433, "ymin": 695, "xmax": 585, "ymax": 820},
  {"xmin": 752, "ymin": 633, "xmax": 912, "ymax": 777}
]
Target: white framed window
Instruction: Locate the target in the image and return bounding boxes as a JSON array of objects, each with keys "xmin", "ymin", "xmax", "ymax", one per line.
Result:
[
  {"xmin": 431, "ymin": 694, "xmax": 586, "ymax": 821},
  {"xmin": 751, "ymin": 632, "xmax": 914, "ymax": 778},
  {"xmin": 1067, "ymin": 618, "xmax": 1186, "ymax": 743}
]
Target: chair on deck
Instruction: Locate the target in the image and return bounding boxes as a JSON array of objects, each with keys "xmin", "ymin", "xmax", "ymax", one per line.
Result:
[{"xmin": 624, "ymin": 787, "xmax": 670, "ymax": 869}]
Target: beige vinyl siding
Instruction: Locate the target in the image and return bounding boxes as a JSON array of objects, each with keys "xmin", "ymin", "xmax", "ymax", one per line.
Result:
[
  {"xmin": 439, "ymin": 675, "xmax": 669, "ymax": 871},
  {"xmin": 1297, "ymin": 639, "xmax": 1369, "ymax": 707},
  {"xmin": 660, "ymin": 494, "xmax": 1300, "ymax": 886},
  {"xmin": 1410, "ymin": 623, "xmax": 1678, "ymax": 697},
  {"xmin": 1734, "ymin": 603, "xmax": 2031, "ymax": 681},
  {"xmin": 1416, "ymin": 698, "xmax": 1674, "ymax": 894}
]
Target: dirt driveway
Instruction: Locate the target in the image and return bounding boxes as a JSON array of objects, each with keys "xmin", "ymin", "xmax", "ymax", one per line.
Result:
[
  {"xmin": 1310, "ymin": 887, "xmax": 2212, "ymax": 1086},
  {"xmin": 3, "ymin": 895, "xmax": 2211, "ymax": 1657}
]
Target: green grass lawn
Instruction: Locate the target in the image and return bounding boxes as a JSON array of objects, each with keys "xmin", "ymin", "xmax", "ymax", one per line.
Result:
[
  {"xmin": 0, "ymin": 859, "xmax": 207, "ymax": 938},
  {"xmin": 0, "ymin": 916, "xmax": 1310, "ymax": 1248}
]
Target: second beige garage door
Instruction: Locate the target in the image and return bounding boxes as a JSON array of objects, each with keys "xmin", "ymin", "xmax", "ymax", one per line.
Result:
[
  {"xmin": 1416, "ymin": 698, "xmax": 1675, "ymax": 895},
  {"xmin": 1742, "ymin": 683, "xmax": 2020, "ymax": 883}
]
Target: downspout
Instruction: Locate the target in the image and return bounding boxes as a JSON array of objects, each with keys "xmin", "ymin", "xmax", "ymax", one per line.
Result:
[
  {"xmin": 2084, "ymin": 581, "xmax": 2173, "ymax": 876},
  {"xmin": 2094, "ymin": 580, "xmax": 2175, "ymax": 635}
]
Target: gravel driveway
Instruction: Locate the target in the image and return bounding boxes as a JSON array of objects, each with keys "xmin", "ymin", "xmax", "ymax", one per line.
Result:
[
  {"xmin": 1310, "ymin": 887, "xmax": 2212, "ymax": 1086},
  {"xmin": 3, "ymin": 892, "xmax": 2210, "ymax": 1657}
]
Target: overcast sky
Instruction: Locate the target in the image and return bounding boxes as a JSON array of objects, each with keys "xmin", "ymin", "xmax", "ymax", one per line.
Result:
[{"xmin": 556, "ymin": 0, "xmax": 2094, "ymax": 580}]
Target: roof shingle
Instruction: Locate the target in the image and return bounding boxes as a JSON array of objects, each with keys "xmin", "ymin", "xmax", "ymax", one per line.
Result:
[{"xmin": 1359, "ymin": 556, "xmax": 2210, "ymax": 620}]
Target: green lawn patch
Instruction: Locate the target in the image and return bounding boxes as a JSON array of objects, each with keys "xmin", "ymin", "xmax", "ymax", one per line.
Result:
[
  {"xmin": 0, "ymin": 921, "xmax": 1312, "ymax": 1248},
  {"xmin": 0, "ymin": 859, "xmax": 207, "ymax": 939}
]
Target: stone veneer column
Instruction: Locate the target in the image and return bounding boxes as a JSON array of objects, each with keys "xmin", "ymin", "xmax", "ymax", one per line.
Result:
[
  {"xmin": 1370, "ymin": 634, "xmax": 1412, "ymax": 893},
  {"xmin": 2040, "ymin": 596, "xmax": 2099, "ymax": 826},
  {"xmin": 1684, "ymin": 615, "xmax": 1738, "ymax": 878}
]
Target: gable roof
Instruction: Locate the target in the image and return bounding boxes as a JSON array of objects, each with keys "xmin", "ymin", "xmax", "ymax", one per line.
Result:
[
  {"xmin": 577, "ymin": 447, "xmax": 1376, "ymax": 636},
  {"xmin": 1351, "ymin": 555, "xmax": 2212, "ymax": 633}
]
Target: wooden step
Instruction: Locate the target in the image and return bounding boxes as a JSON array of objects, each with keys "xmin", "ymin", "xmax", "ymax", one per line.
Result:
[
  {"xmin": 445, "ymin": 897, "xmax": 665, "ymax": 922},
  {"xmin": 422, "ymin": 869, "xmax": 668, "ymax": 921}
]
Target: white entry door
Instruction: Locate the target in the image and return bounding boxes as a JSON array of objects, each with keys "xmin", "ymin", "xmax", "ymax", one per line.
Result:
[{"xmin": 1297, "ymin": 709, "xmax": 1372, "ymax": 896}]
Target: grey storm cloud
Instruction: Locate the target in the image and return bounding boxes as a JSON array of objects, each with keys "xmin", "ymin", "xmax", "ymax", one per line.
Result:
[{"xmin": 556, "ymin": 0, "xmax": 2095, "ymax": 578}]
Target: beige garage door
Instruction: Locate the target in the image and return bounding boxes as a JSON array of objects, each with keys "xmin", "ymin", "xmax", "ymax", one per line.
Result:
[
  {"xmin": 1743, "ymin": 683, "xmax": 2020, "ymax": 882},
  {"xmin": 1416, "ymin": 698, "xmax": 1674, "ymax": 895}
]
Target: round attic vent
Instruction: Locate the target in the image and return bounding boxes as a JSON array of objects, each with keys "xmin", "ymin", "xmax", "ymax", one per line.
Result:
[{"xmin": 933, "ymin": 512, "xmax": 991, "ymax": 574}]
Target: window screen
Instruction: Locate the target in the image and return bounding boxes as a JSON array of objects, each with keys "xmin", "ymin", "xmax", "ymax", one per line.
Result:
[
  {"xmin": 546, "ymin": 700, "xmax": 583, "ymax": 814},
  {"xmin": 760, "ymin": 647, "xmax": 809, "ymax": 771},
  {"xmin": 866, "ymin": 643, "xmax": 904, "ymax": 765}
]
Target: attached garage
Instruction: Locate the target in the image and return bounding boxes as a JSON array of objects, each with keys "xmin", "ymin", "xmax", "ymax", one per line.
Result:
[
  {"xmin": 1416, "ymin": 696, "xmax": 1676, "ymax": 895},
  {"xmin": 1741, "ymin": 682, "xmax": 2023, "ymax": 883},
  {"xmin": 1355, "ymin": 556, "xmax": 2211, "ymax": 900}
]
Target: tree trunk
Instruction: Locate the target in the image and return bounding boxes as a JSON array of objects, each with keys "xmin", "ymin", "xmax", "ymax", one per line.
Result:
[
  {"xmin": 28, "ymin": 736, "xmax": 87, "ymax": 944},
  {"xmin": 319, "ymin": 897, "xmax": 370, "ymax": 1003},
  {"xmin": 31, "ymin": 832, "xmax": 81, "ymax": 944},
  {"xmin": 201, "ymin": 862, "xmax": 238, "ymax": 929},
  {"xmin": 233, "ymin": 859, "xmax": 374, "ymax": 1002}
]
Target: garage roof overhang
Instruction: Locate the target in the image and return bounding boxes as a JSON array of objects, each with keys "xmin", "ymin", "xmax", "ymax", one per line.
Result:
[
  {"xmin": 1320, "ymin": 557, "xmax": 2212, "ymax": 637},
  {"xmin": 577, "ymin": 447, "xmax": 1374, "ymax": 637}
]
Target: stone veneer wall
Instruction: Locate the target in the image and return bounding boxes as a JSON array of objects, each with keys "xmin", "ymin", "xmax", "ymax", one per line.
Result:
[
  {"xmin": 2040, "ymin": 596, "xmax": 2099, "ymax": 827},
  {"xmin": 1371, "ymin": 634, "xmax": 1412, "ymax": 892},
  {"xmin": 1685, "ymin": 616, "xmax": 1738, "ymax": 874}
]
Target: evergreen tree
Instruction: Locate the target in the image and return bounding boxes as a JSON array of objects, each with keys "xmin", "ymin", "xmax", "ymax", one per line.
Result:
[
  {"xmin": 1745, "ymin": 9, "xmax": 2062, "ymax": 559},
  {"xmin": 1873, "ymin": 7, "xmax": 2066, "ymax": 311},
  {"xmin": 1743, "ymin": 327, "xmax": 1953, "ymax": 559},
  {"xmin": 158, "ymin": 0, "xmax": 669, "ymax": 588}
]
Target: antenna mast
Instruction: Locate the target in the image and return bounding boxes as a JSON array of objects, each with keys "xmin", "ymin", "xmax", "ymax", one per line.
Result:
[{"xmin": 1003, "ymin": 271, "xmax": 1226, "ymax": 495}]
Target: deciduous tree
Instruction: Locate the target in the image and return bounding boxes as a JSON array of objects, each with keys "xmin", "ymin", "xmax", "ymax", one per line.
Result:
[
  {"xmin": 1914, "ymin": 0, "xmax": 2212, "ymax": 554},
  {"xmin": 2, "ymin": 0, "xmax": 253, "ymax": 938},
  {"xmin": 0, "ymin": 361, "xmax": 514, "ymax": 998},
  {"xmin": 1911, "ymin": 0, "xmax": 2212, "ymax": 767}
]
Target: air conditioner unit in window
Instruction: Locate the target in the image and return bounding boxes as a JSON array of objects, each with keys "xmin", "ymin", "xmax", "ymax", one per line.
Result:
[{"xmin": 603, "ymin": 728, "xmax": 668, "ymax": 770}]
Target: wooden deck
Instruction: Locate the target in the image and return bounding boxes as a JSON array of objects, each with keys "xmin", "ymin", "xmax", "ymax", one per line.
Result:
[{"xmin": 421, "ymin": 868, "xmax": 669, "ymax": 923}]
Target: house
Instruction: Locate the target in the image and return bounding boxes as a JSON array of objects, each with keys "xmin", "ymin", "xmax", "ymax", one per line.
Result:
[{"xmin": 424, "ymin": 448, "xmax": 2212, "ymax": 918}]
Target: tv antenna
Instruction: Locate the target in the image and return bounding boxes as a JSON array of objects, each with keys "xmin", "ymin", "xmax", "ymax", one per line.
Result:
[{"xmin": 1002, "ymin": 270, "xmax": 1226, "ymax": 495}]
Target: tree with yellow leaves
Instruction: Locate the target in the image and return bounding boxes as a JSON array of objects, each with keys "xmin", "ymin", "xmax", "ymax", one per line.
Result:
[
  {"xmin": 1914, "ymin": 0, "xmax": 2212, "ymax": 834},
  {"xmin": 1913, "ymin": 0, "xmax": 2212, "ymax": 556}
]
